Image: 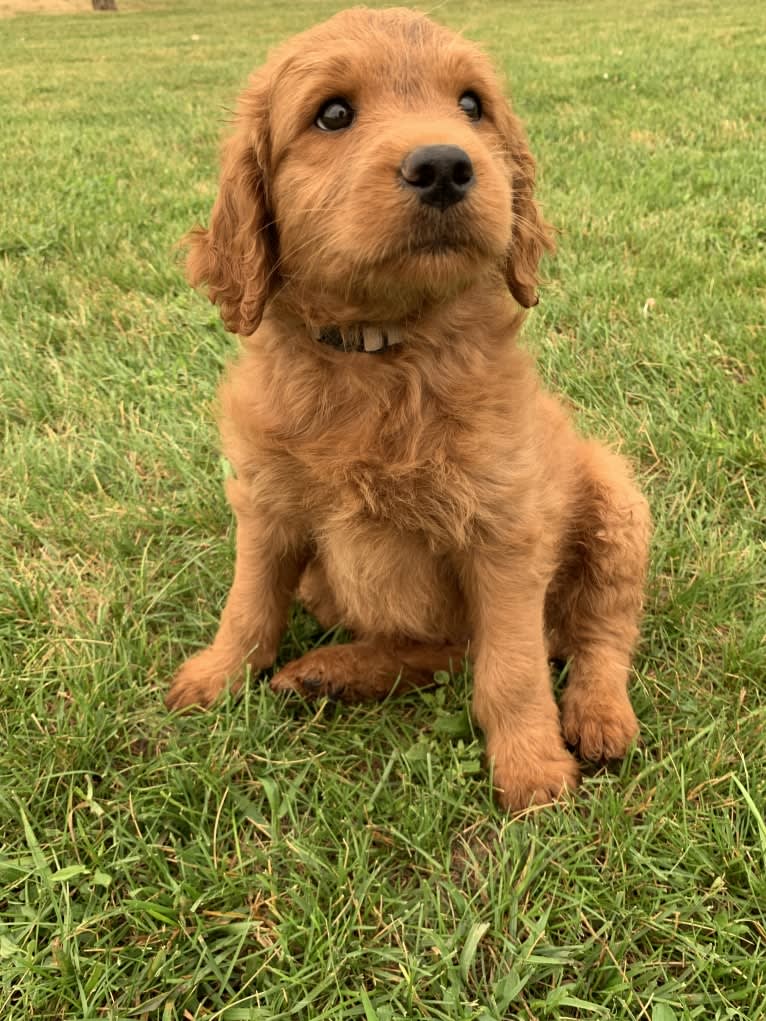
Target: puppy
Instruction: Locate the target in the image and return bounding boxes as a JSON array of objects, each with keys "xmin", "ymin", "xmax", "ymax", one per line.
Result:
[{"xmin": 167, "ymin": 7, "xmax": 651, "ymax": 811}]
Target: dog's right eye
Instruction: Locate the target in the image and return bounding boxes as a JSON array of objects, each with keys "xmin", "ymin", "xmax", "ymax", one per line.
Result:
[
  {"xmin": 315, "ymin": 98, "xmax": 355, "ymax": 132},
  {"xmin": 458, "ymin": 91, "xmax": 482, "ymax": 122}
]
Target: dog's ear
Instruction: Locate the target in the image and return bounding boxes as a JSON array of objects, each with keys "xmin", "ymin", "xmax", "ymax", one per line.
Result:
[
  {"xmin": 185, "ymin": 82, "xmax": 274, "ymax": 336},
  {"xmin": 499, "ymin": 106, "xmax": 556, "ymax": 308}
]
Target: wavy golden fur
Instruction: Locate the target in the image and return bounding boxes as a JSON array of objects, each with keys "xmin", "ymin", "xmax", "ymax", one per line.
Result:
[{"xmin": 168, "ymin": 8, "xmax": 651, "ymax": 811}]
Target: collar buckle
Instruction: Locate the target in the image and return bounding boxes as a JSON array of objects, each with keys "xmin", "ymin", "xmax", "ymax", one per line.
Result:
[{"xmin": 309, "ymin": 324, "xmax": 403, "ymax": 353}]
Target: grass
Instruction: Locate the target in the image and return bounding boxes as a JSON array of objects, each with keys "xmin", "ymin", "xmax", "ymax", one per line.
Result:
[{"xmin": 1, "ymin": 0, "xmax": 764, "ymax": 1017}]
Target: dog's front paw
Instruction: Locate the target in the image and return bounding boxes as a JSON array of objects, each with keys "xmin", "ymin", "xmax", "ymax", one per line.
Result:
[
  {"xmin": 490, "ymin": 740, "xmax": 580, "ymax": 812},
  {"xmin": 166, "ymin": 648, "xmax": 238, "ymax": 712},
  {"xmin": 560, "ymin": 688, "xmax": 639, "ymax": 761},
  {"xmin": 270, "ymin": 653, "xmax": 347, "ymax": 701}
]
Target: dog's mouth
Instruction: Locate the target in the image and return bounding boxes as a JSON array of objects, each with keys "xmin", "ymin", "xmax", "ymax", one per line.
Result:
[
  {"xmin": 399, "ymin": 200, "xmax": 500, "ymax": 259},
  {"xmin": 388, "ymin": 216, "xmax": 493, "ymax": 266},
  {"xmin": 363, "ymin": 224, "xmax": 493, "ymax": 296},
  {"xmin": 406, "ymin": 238, "xmax": 467, "ymax": 255}
]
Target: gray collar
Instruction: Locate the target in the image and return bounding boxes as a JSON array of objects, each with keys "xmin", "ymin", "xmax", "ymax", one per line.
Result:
[{"xmin": 309, "ymin": 324, "xmax": 404, "ymax": 353}]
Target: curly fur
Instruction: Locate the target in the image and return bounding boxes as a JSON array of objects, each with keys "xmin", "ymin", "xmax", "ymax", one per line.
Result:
[{"xmin": 167, "ymin": 7, "xmax": 651, "ymax": 811}]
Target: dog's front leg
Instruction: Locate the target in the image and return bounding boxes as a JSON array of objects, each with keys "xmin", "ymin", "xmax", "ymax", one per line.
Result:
[
  {"xmin": 464, "ymin": 548, "xmax": 580, "ymax": 811},
  {"xmin": 166, "ymin": 479, "xmax": 306, "ymax": 711}
]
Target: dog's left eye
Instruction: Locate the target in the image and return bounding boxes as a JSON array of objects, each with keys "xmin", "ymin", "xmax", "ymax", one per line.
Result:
[
  {"xmin": 458, "ymin": 91, "xmax": 482, "ymax": 121},
  {"xmin": 315, "ymin": 98, "xmax": 355, "ymax": 132}
]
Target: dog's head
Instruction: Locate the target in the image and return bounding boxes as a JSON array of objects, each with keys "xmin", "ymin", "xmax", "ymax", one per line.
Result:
[{"xmin": 186, "ymin": 8, "xmax": 555, "ymax": 334}]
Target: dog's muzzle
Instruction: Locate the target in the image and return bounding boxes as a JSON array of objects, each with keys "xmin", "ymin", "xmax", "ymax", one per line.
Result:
[{"xmin": 400, "ymin": 145, "xmax": 475, "ymax": 211}]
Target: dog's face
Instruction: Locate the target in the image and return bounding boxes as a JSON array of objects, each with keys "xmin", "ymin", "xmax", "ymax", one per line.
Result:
[{"xmin": 187, "ymin": 8, "xmax": 554, "ymax": 334}]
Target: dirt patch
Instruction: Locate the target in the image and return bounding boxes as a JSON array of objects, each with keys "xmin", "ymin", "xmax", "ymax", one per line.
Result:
[{"xmin": 1, "ymin": 0, "xmax": 121, "ymax": 15}]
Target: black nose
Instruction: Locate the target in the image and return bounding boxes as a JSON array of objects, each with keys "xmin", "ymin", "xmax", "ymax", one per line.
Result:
[{"xmin": 400, "ymin": 145, "xmax": 475, "ymax": 210}]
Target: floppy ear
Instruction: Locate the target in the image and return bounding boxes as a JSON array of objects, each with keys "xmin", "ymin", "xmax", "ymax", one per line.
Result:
[
  {"xmin": 500, "ymin": 107, "xmax": 556, "ymax": 308},
  {"xmin": 185, "ymin": 84, "xmax": 275, "ymax": 336}
]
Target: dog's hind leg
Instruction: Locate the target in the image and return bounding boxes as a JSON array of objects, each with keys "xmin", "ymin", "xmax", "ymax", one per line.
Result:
[
  {"xmin": 548, "ymin": 441, "xmax": 651, "ymax": 761},
  {"xmin": 270, "ymin": 641, "xmax": 467, "ymax": 702},
  {"xmin": 297, "ymin": 558, "xmax": 343, "ymax": 631}
]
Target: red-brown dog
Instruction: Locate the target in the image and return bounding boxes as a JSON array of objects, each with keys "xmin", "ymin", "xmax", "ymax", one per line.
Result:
[{"xmin": 167, "ymin": 7, "xmax": 651, "ymax": 811}]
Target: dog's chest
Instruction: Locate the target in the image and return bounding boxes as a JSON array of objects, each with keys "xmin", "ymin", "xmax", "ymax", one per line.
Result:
[
  {"xmin": 251, "ymin": 353, "xmax": 504, "ymax": 546},
  {"xmin": 310, "ymin": 440, "xmax": 481, "ymax": 550}
]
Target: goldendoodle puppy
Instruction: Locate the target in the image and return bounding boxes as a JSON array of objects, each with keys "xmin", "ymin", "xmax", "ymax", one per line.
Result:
[{"xmin": 167, "ymin": 7, "xmax": 651, "ymax": 811}]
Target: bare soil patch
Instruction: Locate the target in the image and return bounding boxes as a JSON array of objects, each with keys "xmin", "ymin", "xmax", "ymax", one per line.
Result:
[{"xmin": 1, "ymin": 0, "xmax": 122, "ymax": 15}]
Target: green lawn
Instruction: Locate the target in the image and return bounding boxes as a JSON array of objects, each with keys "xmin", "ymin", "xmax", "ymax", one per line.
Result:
[{"xmin": 1, "ymin": 1, "xmax": 764, "ymax": 1018}]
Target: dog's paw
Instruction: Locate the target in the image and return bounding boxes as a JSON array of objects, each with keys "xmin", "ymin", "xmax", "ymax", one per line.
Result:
[
  {"xmin": 166, "ymin": 649, "xmax": 237, "ymax": 712},
  {"xmin": 491, "ymin": 742, "xmax": 580, "ymax": 812},
  {"xmin": 560, "ymin": 688, "xmax": 639, "ymax": 761},
  {"xmin": 270, "ymin": 657, "xmax": 347, "ymax": 701}
]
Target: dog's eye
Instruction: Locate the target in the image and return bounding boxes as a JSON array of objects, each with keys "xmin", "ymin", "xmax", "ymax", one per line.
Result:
[
  {"xmin": 315, "ymin": 98, "xmax": 355, "ymax": 132},
  {"xmin": 458, "ymin": 91, "xmax": 482, "ymax": 122}
]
